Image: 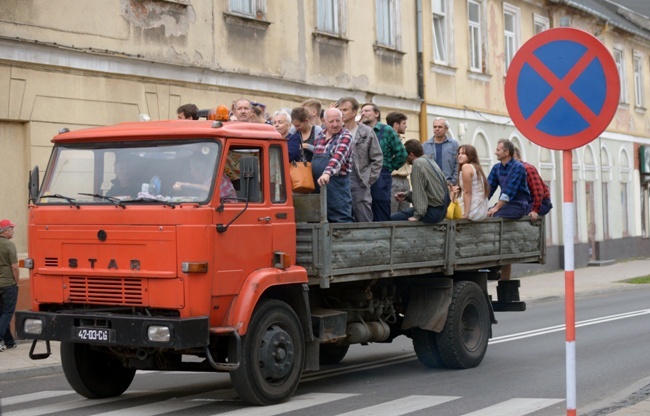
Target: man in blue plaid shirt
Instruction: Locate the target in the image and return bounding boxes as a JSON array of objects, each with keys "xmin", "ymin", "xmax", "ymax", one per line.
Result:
[{"xmin": 487, "ymin": 139, "xmax": 530, "ymax": 219}]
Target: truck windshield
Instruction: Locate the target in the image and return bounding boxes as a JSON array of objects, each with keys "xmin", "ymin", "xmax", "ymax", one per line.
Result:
[{"xmin": 38, "ymin": 141, "xmax": 221, "ymax": 205}]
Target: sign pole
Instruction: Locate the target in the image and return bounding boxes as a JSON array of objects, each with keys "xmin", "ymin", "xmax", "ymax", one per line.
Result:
[{"xmin": 563, "ymin": 149, "xmax": 576, "ymax": 416}]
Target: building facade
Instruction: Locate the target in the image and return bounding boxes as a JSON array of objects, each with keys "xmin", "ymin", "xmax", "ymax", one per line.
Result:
[{"xmin": 1, "ymin": 0, "xmax": 649, "ymax": 276}]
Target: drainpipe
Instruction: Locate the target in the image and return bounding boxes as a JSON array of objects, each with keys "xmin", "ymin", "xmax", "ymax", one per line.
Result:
[{"xmin": 416, "ymin": 0, "xmax": 428, "ymax": 143}]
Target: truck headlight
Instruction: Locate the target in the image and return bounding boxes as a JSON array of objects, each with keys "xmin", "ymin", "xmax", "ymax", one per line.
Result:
[
  {"xmin": 147, "ymin": 326, "xmax": 171, "ymax": 342},
  {"xmin": 24, "ymin": 319, "xmax": 43, "ymax": 335}
]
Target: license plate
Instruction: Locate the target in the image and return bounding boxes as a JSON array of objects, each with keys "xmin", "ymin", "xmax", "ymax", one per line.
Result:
[{"xmin": 74, "ymin": 327, "xmax": 111, "ymax": 342}]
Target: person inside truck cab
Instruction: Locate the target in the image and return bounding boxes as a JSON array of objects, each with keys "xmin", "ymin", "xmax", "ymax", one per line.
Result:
[
  {"xmin": 106, "ymin": 156, "xmax": 141, "ymax": 198},
  {"xmin": 172, "ymin": 156, "xmax": 236, "ymax": 201}
]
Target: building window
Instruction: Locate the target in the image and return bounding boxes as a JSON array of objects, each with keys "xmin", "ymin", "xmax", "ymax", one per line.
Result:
[
  {"xmin": 614, "ymin": 48, "xmax": 627, "ymax": 104},
  {"xmin": 317, "ymin": 0, "xmax": 341, "ymax": 35},
  {"xmin": 432, "ymin": 0, "xmax": 451, "ymax": 65},
  {"xmin": 468, "ymin": 0, "xmax": 484, "ymax": 72},
  {"xmin": 633, "ymin": 53, "xmax": 644, "ymax": 108},
  {"xmin": 533, "ymin": 14, "xmax": 549, "ymax": 34},
  {"xmin": 229, "ymin": 0, "xmax": 265, "ymax": 18},
  {"xmin": 376, "ymin": 0, "xmax": 400, "ymax": 48},
  {"xmin": 503, "ymin": 4, "xmax": 520, "ymax": 72}
]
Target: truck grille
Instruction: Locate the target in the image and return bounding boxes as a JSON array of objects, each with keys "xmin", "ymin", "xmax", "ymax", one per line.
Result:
[
  {"xmin": 68, "ymin": 277, "xmax": 144, "ymax": 305},
  {"xmin": 44, "ymin": 257, "xmax": 58, "ymax": 267}
]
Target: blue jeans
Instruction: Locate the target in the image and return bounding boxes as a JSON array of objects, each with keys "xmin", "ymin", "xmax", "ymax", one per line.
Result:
[
  {"xmin": 371, "ymin": 168, "xmax": 392, "ymax": 222},
  {"xmin": 0, "ymin": 284, "xmax": 18, "ymax": 346},
  {"xmin": 390, "ymin": 205, "xmax": 447, "ymax": 224}
]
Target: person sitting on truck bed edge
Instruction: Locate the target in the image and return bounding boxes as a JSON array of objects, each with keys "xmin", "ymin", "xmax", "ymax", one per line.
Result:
[
  {"xmin": 312, "ymin": 107, "xmax": 355, "ymax": 223},
  {"xmin": 391, "ymin": 139, "xmax": 450, "ymax": 224},
  {"xmin": 486, "ymin": 139, "xmax": 530, "ymax": 221}
]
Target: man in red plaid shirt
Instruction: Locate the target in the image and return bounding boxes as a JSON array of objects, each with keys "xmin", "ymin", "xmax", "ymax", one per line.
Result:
[{"xmin": 514, "ymin": 147, "xmax": 552, "ymax": 221}]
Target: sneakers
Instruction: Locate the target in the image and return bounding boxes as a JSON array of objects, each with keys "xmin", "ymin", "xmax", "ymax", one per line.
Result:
[{"xmin": 0, "ymin": 341, "xmax": 16, "ymax": 352}]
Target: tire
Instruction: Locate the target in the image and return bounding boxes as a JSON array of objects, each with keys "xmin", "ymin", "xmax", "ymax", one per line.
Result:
[
  {"xmin": 229, "ymin": 299, "xmax": 305, "ymax": 405},
  {"xmin": 435, "ymin": 281, "xmax": 490, "ymax": 369},
  {"xmin": 319, "ymin": 344, "xmax": 349, "ymax": 365},
  {"xmin": 412, "ymin": 327, "xmax": 447, "ymax": 368},
  {"xmin": 61, "ymin": 342, "xmax": 136, "ymax": 398}
]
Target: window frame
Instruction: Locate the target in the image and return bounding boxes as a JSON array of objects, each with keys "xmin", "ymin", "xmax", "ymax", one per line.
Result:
[
  {"xmin": 316, "ymin": 0, "xmax": 342, "ymax": 36},
  {"xmin": 613, "ymin": 47, "xmax": 628, "ymax": 104},
  {"xmin": 633, "ymin": 51, "xmax": 644, "ymax": 109},
  {"xmin": 468, "ymin": 0, "xmax": 486, "ymax": 73},
  {"xmin": 376, "ymin": 0, "xmax": 401, "ymax": 49},
  {"xmin": 503, "ymin": 3, "xmax": 520, "ymax": 72},
  {"xmin": 533, "ymin": 13, "xmax": 549, "ymax": 35},
  {"xmin": 229, "ymin": 0, "xmax": 266, "ymax": 19},
  {"xmin": 432, "ymin": 0, "xmax": 452, "ymax": 65}
]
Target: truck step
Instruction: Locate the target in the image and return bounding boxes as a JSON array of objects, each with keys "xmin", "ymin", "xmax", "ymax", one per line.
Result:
[{"xmin": 492, "ymin": 301, "xmax": 527, "ymax": 312}]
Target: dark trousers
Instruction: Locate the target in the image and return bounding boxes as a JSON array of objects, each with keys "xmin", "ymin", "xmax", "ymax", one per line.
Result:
[
  {"xmin": 371, "ymin": 168, "xmax": 392, "ymax": 222},
  {"xmin": 0, "ymin": 284, "xmax": 18, "ymax": 346}
]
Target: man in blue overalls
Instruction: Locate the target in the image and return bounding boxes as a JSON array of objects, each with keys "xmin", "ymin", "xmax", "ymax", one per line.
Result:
[{"xmin": 312, "ymin": 108, "xmax": 355, "ymax": 223}]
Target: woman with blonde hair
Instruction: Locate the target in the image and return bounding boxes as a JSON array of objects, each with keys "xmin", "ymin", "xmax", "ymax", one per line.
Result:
[{"xmin": 454, "ymin": 144, "xmax": 489, "ymax": 220}]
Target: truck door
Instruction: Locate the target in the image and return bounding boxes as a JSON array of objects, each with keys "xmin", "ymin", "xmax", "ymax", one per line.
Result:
[
  {"xmin": 213, "ymin": 144, "xmax": 272, "ymax": 297},
  {"xmin": 268, "ymin": 145, "xmax": 295, "ymax": 259}
]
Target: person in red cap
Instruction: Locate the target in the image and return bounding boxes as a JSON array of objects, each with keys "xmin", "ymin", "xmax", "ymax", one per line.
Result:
[{"xmin": 0, "ymin": 219, "xmax": 19, "ymax": 351}]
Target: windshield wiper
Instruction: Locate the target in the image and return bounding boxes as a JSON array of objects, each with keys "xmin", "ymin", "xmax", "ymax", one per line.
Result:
[
  {"xmin": 130, "ymin": 197, "xmax": 175, "ymax": 208},
  {"xmin": 41, "ymin": 194, "xmax": 80, "ymax": 209},
  {"xmin": 78, "ymin": 193, "xmax": 126, "ymax": 209}
]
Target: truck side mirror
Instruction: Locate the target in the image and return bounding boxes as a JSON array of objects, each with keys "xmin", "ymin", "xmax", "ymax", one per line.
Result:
[{"xmin": 29, "ymin": 166, "xmax": 40, "ymax": 203}]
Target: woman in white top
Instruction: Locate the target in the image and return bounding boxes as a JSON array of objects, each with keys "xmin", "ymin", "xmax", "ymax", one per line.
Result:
[{"xmin": 454, "ymin": 145, "xmax": 489, "ymax": 221}]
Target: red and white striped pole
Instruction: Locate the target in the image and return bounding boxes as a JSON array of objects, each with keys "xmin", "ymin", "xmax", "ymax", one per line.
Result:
[{"xmin": 563, "ymin": 149, "xmax": 576, "ymax": 416}]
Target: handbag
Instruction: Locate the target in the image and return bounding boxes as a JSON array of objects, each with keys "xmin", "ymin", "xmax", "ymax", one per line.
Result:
[
  {"xmin": 289, "ymin": 147, "xmax": 315, "ymax": 194},
  {"xmin": 445, "ymin": 184, "xmax": 462, "ymax": 220}
]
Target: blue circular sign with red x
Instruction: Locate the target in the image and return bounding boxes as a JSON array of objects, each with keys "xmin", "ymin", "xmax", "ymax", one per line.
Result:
[{"xmin": 505, "ymin": 28, "xmax": 619, "ymax": 150}]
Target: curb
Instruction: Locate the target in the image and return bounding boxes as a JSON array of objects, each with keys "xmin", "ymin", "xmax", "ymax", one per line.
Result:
[{"xmin": 2, "ymin": 364, "xmax": 62, "ymax": 381}]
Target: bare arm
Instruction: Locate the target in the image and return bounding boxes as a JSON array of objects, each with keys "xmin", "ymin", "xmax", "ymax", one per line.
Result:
[
  {"xmin": 12, "ymin": 262, "xmax": 19, "ymax": 284},
  {"xmin": 461, "ymin": 164, "xmax": 474, "ymax": 219}
]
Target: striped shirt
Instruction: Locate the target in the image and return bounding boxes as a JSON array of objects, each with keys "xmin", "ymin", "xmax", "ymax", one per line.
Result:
[
  {"xmin": 407, "ymin": 156, "xmax": 448, "ymax": 219},
  {"xmin": 313, "ymin": 127, "xmax": 352, "ymax": 176}
]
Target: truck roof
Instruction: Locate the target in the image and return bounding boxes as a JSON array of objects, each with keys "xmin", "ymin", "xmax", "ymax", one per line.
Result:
[{"xmin": 52, "ymin": 120, "xmax": 283, "ymax": 143}]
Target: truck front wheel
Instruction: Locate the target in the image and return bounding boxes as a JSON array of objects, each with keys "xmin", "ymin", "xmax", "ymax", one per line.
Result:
[
  {"xmin": 61, "ymin": 342, "xmax": 136, "ymax": 398},
  {"xmin": 435, "ymin": 281, "xmax": 490, "ymax": 369},
  {"xmin": 229, "ymin": 299, "xmax": 305, "ymax": 405}
]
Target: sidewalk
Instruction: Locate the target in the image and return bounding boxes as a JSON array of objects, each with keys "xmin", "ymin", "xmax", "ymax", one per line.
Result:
[{"xmin": 2, "ymin": 258, "xmax": 649, "ymax": 414}]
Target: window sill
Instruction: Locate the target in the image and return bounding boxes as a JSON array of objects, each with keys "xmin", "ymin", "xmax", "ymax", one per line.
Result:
[
  {"xmin": 223, "ymin": 12, "xmax": 271, "ymax": 30},
  {"xmin": 430, "ymin": 63, "xmax": 457, "ymax": 76},
  {"xmin": 467, "ymin": 71, "xmax": 491, "ymax": 83},
  {"xmin": 373, "ymin": 43, "xmax": 406, "ymax": 59},
  {"xmin": 618, "ymin": 102, "xmax": 630, "ymax": 110},
  {"xmin": 162, "ymin": 0, "xmax": 190, "ymax": 5},
  {"xmin": 312, "ymin": 31, "xmax": 350, "ymax": 46},
  {"xmin": 635, "ymin": 105, "xmax": 646, "ymax": 114}
]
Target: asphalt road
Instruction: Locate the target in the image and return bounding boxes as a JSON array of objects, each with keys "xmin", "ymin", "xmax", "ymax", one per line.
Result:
[{"xmin": 1, "ymin": 286, "xmax": 649, "ymax": 415}]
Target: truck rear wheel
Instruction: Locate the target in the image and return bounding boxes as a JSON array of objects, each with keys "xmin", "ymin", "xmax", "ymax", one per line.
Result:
[
  {"xmin": 319, "ymin": 344, "xmax": 349, "ymax": 365},
  {"xmin": 412, "ymin": 327, "xmax": 446, "ymax": 368},
  {"xmin": 229, "ymin": 299, "xmax": 305, "ymax": 405},
  {"xmin": 435, "ymin": 281, "xmax": 490, "ymax": 369},
  {"xmin": 61, "ymin": 342, "xmax": 136, "ymax": 398}
]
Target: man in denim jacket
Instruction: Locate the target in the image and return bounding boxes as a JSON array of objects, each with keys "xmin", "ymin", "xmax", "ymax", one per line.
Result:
[{"xmin": 422, "ymin": 117, "xmax": 459, "ymax": 185}]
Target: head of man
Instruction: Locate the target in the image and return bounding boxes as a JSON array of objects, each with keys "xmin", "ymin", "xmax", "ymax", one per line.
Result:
[
  {"xmin": 432, "ymin": 117, "xmax": 449, "ymax": 142},
  {"xmin": 324, "ymin": 108, "xmax": 344, "ymax": 136},
  {"xmin": 0, "ymin": 219, "xmax": 15, "ymax": 239},
  {"xmin": 272, "ymin": 110, "xmax": 292, "ymax": 137},
  {"xmin": 114, "ymin": 157, "xmax": 133, "ymax": 187},
  {"xmin": 336, "ymin": 97, "xmax": 360, "ymax": 125},
  {"xmin": 386, "ymin": 112, "xmax": 407, "ymax": 135},
  {"xmin": 301, "ymin": 99, "xmax": 323, "ymax": 124},
  {"xmin": 403, "ymin": 139, "xmax": 424, "ymax": 165},
  {"xmin": 495, "ymin": 139, "xmax": 515, "ymax": 163},
  {"xmin": 513, "ymin": 146, "xmax": 522, "ymax": 161},
  {"xmin": 177, "ymin": 103, "xmax": 199, "ymax": 120},
  {"xmin": 234, "ymin": 99, "xmax": 252, "ymax": 122},
  {"xmin": 360, "ymin": 103, "xmax": 380, "ymax": 127}
]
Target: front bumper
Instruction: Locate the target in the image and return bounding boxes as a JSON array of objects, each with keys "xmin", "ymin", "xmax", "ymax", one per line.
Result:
[{"xmin": 15, "ymin": 311, "xmax": 209, "ymax": 350}]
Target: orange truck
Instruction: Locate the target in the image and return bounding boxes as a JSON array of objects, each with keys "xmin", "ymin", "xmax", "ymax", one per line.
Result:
[{"xmin": 15, "ymin": 120, "xmax": 544, "ymax": 405}]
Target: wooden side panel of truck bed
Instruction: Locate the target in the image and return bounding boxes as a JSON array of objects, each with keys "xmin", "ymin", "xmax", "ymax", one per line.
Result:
[{"xmin": 293, "ymin": 193, "xmax": 544, "ymax": 287}]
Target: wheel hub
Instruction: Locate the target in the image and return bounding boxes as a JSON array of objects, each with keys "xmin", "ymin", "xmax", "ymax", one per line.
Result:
[{"xmin": 258, "ymin": 324, "xmax": 294, "ymax": 380}]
